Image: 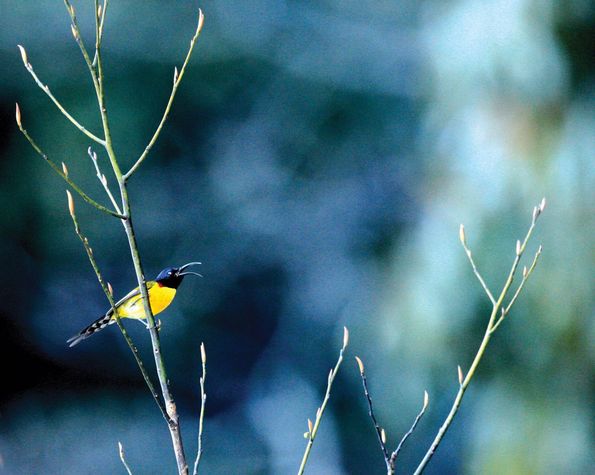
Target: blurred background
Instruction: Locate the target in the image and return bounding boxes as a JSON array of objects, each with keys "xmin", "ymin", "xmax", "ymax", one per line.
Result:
[{"xmin": 0, "ymin": 1, "xmax": 593, "ymax": 473}]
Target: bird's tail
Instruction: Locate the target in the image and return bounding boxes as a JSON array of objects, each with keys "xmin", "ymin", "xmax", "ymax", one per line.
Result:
[{"xmin": 67, "ymin": 312, "xmax": 114, "ymax": 347}]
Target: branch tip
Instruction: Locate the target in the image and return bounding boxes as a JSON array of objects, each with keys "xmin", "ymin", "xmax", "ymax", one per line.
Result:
[
  {"xmin": 107, "ymin": 282, "xmax": 113, "ymax": 296},
  {"xmin": 516, "ymin": 240, "xmax": 522, "ymax": 255},
  {"xmin": 342, "ymin": 326, "xmax": 349, "ymax": 349},
  {"xmin": 307, "ymin": 418, "xmax": 313, "ymax": 433},
  {"xmin": 15, "ymin": 102, "xmax": 22, "ymax": 128},
  {"xmin": 62, "ymin": 162, "xmax": 69, "ymax": 177},
  {"xmin": 200, "ymin": 342, "xmax": 206, "ymax": 364},
  {"xmin": 459, "ymin": 224, "xmax": 466, "ymax": 246},
  {"xmin": 66, "ymin": 190, "xmax": 75, "ymax": 217},
  {"xmin": 539, "ymin": 197, "xmax": 546, "ymax": 213},
  {"xmin": 355, "ymin": 355, "xmax": 364, "ymax": 374},
  {"xmin": 198, "ymin": 9, "xmax": 205, "ymax": 32},
  {"xmin": 17, "ymin": 44, "xmax": 28, "ymax": 65},
  {"xmin": 457, "ymin": 365, "xmax": 463, "ymax": 385},
  {"xmin": 423, "ymin": 390, "xmax": 429, "ymax": 409}
]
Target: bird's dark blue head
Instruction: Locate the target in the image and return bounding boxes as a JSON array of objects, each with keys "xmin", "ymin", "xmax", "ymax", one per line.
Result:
[{"xmin": 155, "ymin": 262, "xmax": 202, "ymax": 289}]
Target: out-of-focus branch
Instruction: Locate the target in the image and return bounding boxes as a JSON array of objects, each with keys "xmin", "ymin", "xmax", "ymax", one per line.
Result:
[
  {"xmin": 355, "ymin": 356, "xmax": 428, "ymax": 474},
  {"xmin": 297, "ymin": 327, "xmax": 349, "ymax": 475},
  {"xmin": 390, "ymin": 391, "xmax": 428, "ymax": 469},
  {"xmin": 413, "ymin": 199, "xmax": 546, "ymax": 474},
  {"xmin": 193, "ymin": 343, "xmax": 207, "ymax": 475},
  {"xmin": 118, "ymin": 441, "xmax": 133, "ymax": 475},
  {"xmin": 459, "ymin": 224, "xmax": 496, "ymax": 305},
  {"xmin": 354, "ymin": 356, "xmax": 390, "ymax": 466}
]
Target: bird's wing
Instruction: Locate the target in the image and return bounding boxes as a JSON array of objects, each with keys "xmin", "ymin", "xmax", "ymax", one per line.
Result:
[{"xmin": 109, "ymin": 282, "xmax": 156, "ymax": 314}]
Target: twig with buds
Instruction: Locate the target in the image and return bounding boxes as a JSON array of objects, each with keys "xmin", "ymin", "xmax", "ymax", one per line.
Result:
[
  {"xmin": 413, "ymin": 199, "xmax": 546, "ymax": 474},
  {"xmin": 16, "ymin": 45, "xmax": 104, "ymax": 144},
  {"xmin": 355, "ymin": 356, "xmax": 428, "ymax": 474},
  {"xmin": 88, "ymin": 146, "xmax": 122, "ymax": 215},
  {"xmin": 297, "ymin": 327, "xmax": 349, "ymax": 475},
  {"xmin": 15, "ymin": 104, "xmax": 124, "ymax": 219},
  {"xmin": 193, "ymin": 343, "xmax": 208, "ymax": 475},
  {"xmin": 65, "ymin": 192, "xmax": 167, "ymax": 423},
  {"xmin": 123, "ymin": 10, "xmax": 205, "ymax": 180},
  {"xmin": 118, "ymin": 441, "xmax": 133, "ymax": 475},
  {"xmin": 19, "ymin": 4, "xmax": 206, "ymax": 472}
]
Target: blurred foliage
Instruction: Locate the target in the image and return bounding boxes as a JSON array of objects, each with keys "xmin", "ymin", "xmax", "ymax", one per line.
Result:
[{"xmin": 0, "ymin": 1, "xmax": 593, "ymax": 474}]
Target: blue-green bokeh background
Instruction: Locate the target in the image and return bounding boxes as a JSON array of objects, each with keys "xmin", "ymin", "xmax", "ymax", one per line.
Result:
[{"xmin": 0, "ymin": 1, "xmax": 593, "ymax": 473}]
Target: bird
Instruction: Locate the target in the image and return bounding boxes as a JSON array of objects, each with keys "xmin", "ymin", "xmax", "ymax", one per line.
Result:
[{"xmin": 67, "ymin": 262, "xmax": 201, "ymax": 347}]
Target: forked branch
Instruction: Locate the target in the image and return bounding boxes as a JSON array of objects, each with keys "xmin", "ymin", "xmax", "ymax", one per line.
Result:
[
  {"xmin": 124, "ymin": 10, "xmax": 205, "ymax": 180},
  {"xmin": 297, "ymin": 327, "xmax": 349, "ymax": 475},
  {"xmin": 413, "ymin": 199, "xmax": 546, "ymax": 474},
  {"xmin": 355, "ymin": 356, "xmax": 428, "ymax": 474}
]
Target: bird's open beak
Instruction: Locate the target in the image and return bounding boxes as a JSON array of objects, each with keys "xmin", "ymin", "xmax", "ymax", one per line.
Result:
[{"xmin": 177, "ymin": 261, "xmax": 202, "ymax": 277}]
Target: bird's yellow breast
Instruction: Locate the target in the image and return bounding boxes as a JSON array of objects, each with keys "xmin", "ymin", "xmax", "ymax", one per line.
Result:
[{"xmin": 118, "ymin": 283, "xmax": 177, "ymax": 320}]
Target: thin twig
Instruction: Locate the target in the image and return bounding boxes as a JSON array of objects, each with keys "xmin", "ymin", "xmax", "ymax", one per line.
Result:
[
  {"xmin": 297, "ymin": 327, "xmax": 349, "ymax": 475},
  {"xmin": 459, "ymin": 225, "xmax": 496, "ymax": 305},
  {"xmin": 88, "ymin": 146, "xmax": 122, "ymax": 214},
  {"xmin": 16, "ymin": 110, "xmax": 124, "ymax": 219},
  {"xmin": 390, "ymin": 391, "xmax": 429, "ymax": 468},
  {"xmin": 354, "ymin": 356, "xmax": 390, "ymax": 467},
  {"xmin": 78, "ymin": 2, "xmax": 192, "ymax": 470},
  {"xmin": 413, "ymin": 199, "xmax": 545, "ymax": 474},
  {"xmin": 193, "ymin": 343, "xmax": 207, "ymax": 475},
  {"xmin": 65, "ymin": 191, "xmax": 169, "ymax": 423},
  {"xmin": 16, "ymin": 45, "xmax": 104, "ymax": 145},
  {"xmin": 118, "ymin": 442, "xmax": 133, "ymax": 475},
  {"xmin": 123, "ymin": 10, "xmax": 205, "ymax": 181},
  {"xmin": 64, "ymin": 0, "xmax": 101, "ymax": 93},
  {"xmin": 491, "ymin": 244, "xmax": 542, "ymax": 333}
]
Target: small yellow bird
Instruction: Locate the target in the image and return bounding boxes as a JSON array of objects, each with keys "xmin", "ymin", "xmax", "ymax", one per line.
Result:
[{"xmin": 68, "ymin": 262, "xmax": 201, "ymax": 347}]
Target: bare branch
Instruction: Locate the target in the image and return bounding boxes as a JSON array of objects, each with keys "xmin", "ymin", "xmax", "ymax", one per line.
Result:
[
  {"xmin": 118, "ymin": 442, "xmax": 133, "ymax": 475},
  {"xmin": 124, "ymin": 9, "xmax": 205, "ymax": 180},
  {"xmin": 459, "ymin": 224, "xmax": 496, "ymax": 305},
  {"xmin": 192, "ymin": 343, "xmax": 208, "ymax": 475},
  {"xmin": 414, "ymin": 200, "xmax": 545, "ymax": 474},
  {"xmin": 491, "ymin": 244, "xmax": 543, "ymax": 333},
  {"xmin": 17, "ymin": 45, "xmax": 104, "ymax": 144},
  {"xmin": 390, "ymin": 390, "xmax": 429, "ymax": 466},
  {"xmin": 16, "ymin": 111, "xmax": 124, "ymax": 218},
  {"xmin": 88, "ymin": 146, "xmax": 122, "ymax": 214},
  {"xmin": 297, "ymin": 327, "xmax": 349, "ymax": 475},
  {"xmin": 66, "ymin": 191, "xmax": 168, "ymax": 423},
  {"xmin": 355, "ymin": 356, "xmax": 391, "ymax": 468}
]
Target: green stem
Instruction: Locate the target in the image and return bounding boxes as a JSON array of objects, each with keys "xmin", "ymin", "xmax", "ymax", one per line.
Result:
[
  {"xmin": 62, "ymin": 2, "xmax": 190, "ymax": 472},
  {"xmin": 297, "ymin": 328, "xmax": 349, "ymax": 475},
  {"xmin": 123, "ymin": 10, "xmax": 204, "ymax": 181},
  {"xmin": 17, "ymin": 122, "xmax": 123, "ymax": 218},
  {"xmin": 193, "ymin": 344, "xmax": 207, "ymax": 475},
  {"xmin": 413, "ymin": 206, "xmax": 543, "ymax": 474},
  {"xmin": 17, "ymin": 45, "xmax": 104, "ymax": 145},
  {"xmin": 67, "ymin": 193, "xmax": 167, "ymax": 421}
]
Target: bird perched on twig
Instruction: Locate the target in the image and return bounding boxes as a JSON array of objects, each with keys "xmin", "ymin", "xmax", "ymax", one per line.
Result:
[{"xmin": 68, "ymin": 262, "xmax": 201, "ymax": 347}]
